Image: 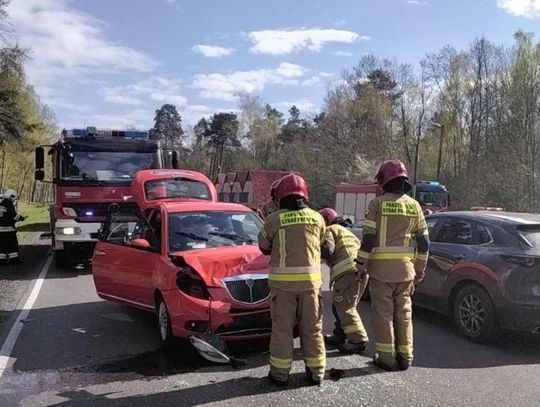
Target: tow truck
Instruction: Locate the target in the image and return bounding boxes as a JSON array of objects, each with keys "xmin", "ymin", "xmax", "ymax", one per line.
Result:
[{"xmin": 34, "ymin": 126, "xmax": 178, "ymax": 267}]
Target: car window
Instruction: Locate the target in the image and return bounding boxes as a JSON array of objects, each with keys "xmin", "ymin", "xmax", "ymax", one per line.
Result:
[
  {"xmin": 101, "ymin": 211, "xmax": 158, "ymax": 250},
  {"xmin": 426, "ymin": 218, "xmax": 439, "ymax": 240},
  {"xmin": 168, "ymin": 210, "xmax": 262, "ymax": 252},
  {"xmin": 477, "ymin": 223, "xmax": 493, "ymax": 244},
  {"xmin": 145, "ymin": 178, "xmax": 211, "ymax": 201},
  {"xmin": 434, "ymin": 219, "xmax": 473, "ymax": 245}
]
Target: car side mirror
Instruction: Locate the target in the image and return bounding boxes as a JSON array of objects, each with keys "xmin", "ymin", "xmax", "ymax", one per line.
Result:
[
  {"xmin": 131, "ymin": 238, "xmax": 151, "ymax": 249},
  {"xmin": 35, "ymin": 146, "xmax": 45, "ymax": 169}
]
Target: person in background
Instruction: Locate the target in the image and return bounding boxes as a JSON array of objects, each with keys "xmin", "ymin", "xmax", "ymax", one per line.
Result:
[{"xmin": 0, "ymin": 189, "xmax": 25, "ymax": 265}]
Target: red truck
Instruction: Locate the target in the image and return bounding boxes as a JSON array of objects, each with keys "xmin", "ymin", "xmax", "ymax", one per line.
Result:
[
  {"xmin": 335, "ymin": 180, "xmax": 450, "ymax": 222},
  {"xmin": 35, "ymin": 126, "xmax": 178, "ymax": 267},
  {"xmin": 214, "ymin": 170, "xmax": 292, "ymax": 214}
]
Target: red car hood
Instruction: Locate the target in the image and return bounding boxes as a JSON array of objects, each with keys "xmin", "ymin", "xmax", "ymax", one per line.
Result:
[{"xmin": 170, "ymin": 246, "xmax": 269, "ymax": 287}]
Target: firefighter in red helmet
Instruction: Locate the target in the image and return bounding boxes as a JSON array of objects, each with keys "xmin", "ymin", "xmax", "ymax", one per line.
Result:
[
  {"xmin": 258, "ymin": 173, "xmax": 326, "ymax": 386},
  {"xmin": 320, "ymin": 208, "xmax": 369, "ymax": 353},
  {"xmin": 356, "ymin": 160, "xmax": 429, "ymax": 371},
  {"xmin": 258, "ymin": 179, "xmax": 280, "ymax": 220}
]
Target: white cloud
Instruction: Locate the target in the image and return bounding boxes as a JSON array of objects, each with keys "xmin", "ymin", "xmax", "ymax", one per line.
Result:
[
  {"xmin": 497, "ymin": 0, "xmax": 540, "ymax": 17},
  {"xmin": 192, "ymin": 44, "xmax": 234, "ymax": 58},
  {"xmin": 7, "ymin": 0, "xmax": 155, "ymax": 92},
  {"xmin": 275, "ymin": 62, "xmax": 307, "ymax": 78},
  {"xmin": 248, "ymin": 28, "xmax": 368, "ymax": 55},
  {"xmin": 193, "ymin": 62, "xmax": 311, "ymax": 101},
  {"xmin": 334, "ymin": 51, "xmax": 354, "ymax": 57},
  {"xmin": 100, "ymin": 76, "xmax": 188, "ymax": 107},
  {"xmin": 407, "ymin": 0, "xmax": 429, "ymax": 5}
]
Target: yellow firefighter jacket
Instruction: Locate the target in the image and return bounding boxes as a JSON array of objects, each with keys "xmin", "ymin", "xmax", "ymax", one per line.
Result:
[
  {"xmin": 357, "ymin": 192, "xmax": 429, "ymax": 282},
  {"xmin": 258, "ymin": 208, "xmax": 326, "ymax": 292},
  {"xmin": 323, "ymin": 224, "xmax": 361, "ymax": 284}
]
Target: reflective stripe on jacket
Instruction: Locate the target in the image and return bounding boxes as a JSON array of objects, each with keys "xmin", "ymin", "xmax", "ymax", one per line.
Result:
[
  {"xmin": 323, "ymin": 224, "xmax": 360, "ymax": 284},
  {"xmin": 258, "ymin": 208, "xmax": 326, "ymax": 292},
  {"xmin": 358, "ymin": 193, "xmax": 428, "ymax": 282}
]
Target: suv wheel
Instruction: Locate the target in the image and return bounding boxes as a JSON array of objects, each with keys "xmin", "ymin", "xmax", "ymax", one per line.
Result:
[
  {"xmin": 452, "ymin": 285, "xmax": 498, "ymax": 343},
  {"xmin": 157, "ymin": 297, "xmax": 175, "ymax": 348}
]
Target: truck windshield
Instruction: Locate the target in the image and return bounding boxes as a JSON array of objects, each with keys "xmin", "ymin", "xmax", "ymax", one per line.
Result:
[
  {"xmin": 61, "ymin": 151, "xmax": 158, "ymax": 182},
  {"xmin": 168, "ymin": 211, "xmax": 262, "ymax": 252},
  {"xmin": 416, "ymin": 191, "xmax": 448, "ymax": 207}
]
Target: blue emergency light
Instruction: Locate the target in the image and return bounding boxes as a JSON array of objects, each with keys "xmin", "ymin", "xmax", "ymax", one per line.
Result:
[{"xmin": 66, "ymin": 127, "xmax": 149, "ymax": 140}]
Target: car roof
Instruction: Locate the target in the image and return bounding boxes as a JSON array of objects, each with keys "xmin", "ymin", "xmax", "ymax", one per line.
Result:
[
  {"xmin": 162, "ymin": 201, "xmax": 254, "ymax": 213},
  {"xmin": 427, "ymin": 211, "xmax": 540, "ymax": 226}
]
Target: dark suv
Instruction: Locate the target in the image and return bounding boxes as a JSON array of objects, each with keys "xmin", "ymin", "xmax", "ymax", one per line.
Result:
[{"xmin": 415, "ymin": 211, "xmax": 540, "ymax": 342}]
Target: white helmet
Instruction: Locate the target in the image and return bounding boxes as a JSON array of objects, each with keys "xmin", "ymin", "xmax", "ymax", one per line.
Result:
[{"xmin": 3, "ymin": 189, "xmax": 17, "ymax": 201}]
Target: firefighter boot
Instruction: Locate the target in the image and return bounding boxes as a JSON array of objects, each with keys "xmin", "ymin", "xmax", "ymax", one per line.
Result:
[
  {"xmin": 268, "ymin": 371, "xmax": 289, "ymax": 387},
  {"xmin": 339, "ymin": 339, "xmax": 367, "ymax": 354},
  {"xmin": 396, "ymin": 354, "xmax": 411, "ymax": 371},
  {"xmin": 373, "ymin": 353, "xmax": 395, "ymax": 371},
  {"xmin": 305, "ymin": 367, "xmax": 323, "ymax": 386}
]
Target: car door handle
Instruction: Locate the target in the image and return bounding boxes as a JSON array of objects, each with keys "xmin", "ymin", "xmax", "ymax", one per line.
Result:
[
  {"xmin": 94, "ymin": 249, "xmax": 107, "ymax": 256},
  {"xmin": 454, "ymin": 255, "xmax": 468, "ymax": 261}
]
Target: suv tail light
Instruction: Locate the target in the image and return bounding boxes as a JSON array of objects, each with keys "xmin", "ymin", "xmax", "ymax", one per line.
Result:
[
  {"xmin": 501, "ymin": 255, "xmax": 540, "ymax": 268},
  {"xmin": 176, "ymin": 266, "xmax": 210, "ymax": 300}
]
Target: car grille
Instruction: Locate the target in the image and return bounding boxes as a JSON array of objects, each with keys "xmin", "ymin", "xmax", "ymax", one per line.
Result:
[
  {"xmin": 215, "ymin": 311, "xmax": 271, "ymax": 335},
  {"xmin": 67, "ymin": 202, "xmax": 139, "ymax": 222},
  {"xmin": 223, "ymin": 276, "xmax": 270, "ymax": 304}
]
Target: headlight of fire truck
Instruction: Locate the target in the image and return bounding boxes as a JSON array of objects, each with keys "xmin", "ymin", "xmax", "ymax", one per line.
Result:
[{"xmin": 55, "ymin": 227, "xmax": 82, "ymax": 236}]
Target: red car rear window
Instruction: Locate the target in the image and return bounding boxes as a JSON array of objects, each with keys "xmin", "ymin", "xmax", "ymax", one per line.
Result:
[{"xmin": 145, "ymin": 178, "xmax": 211, "ymax": 201}]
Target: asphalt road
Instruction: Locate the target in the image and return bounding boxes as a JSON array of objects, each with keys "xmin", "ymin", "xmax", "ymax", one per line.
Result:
[{"xmin": 1, "ymin": 251, "xmax": 540, "ymax": 406}]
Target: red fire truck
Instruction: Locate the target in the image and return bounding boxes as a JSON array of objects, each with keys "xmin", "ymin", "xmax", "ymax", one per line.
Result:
[
  {"xmin": 35, "ymin": 126, "xmax": 178, "ymax": 267},
  {"xmin": 335, "ymin": 180, "xmax": 450, "ymax": 222}
]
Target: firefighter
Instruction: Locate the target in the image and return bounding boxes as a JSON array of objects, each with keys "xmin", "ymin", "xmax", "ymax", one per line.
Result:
[
  {"xmin": 258, "ymin": 174, "xmax": 326, "ymax": 386},
  {"xmin": 320, "ymin": 208, "xmax": 369, "ymax": 353},
  {"xmin": 258, "ymin": 180, "xmax": 280, "ymax": 219},
  {"xmin": 0, "ymin": 189, "xmax": 25, "ymax": 265},
  {"xmin": 356, "ymin": 160, "xmax": 429, "ymax": 371}
]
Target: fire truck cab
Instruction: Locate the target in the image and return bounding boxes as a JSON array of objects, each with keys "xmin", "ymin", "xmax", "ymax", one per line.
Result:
[{"xmin": 35, "ymin": 126, "xmax": 178, "ymax": 267}]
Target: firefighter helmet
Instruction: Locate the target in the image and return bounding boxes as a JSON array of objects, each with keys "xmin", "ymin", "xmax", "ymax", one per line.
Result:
[
  {"xmin": 2, "ymin": 189, "xmax": 17, "ymax": 201},
  {"xmin": 375, "ymin": 159, "xmax": 409, "ymax": 187},
  {"xmin": 319, "ymin": 208, "xmax": 339, "ymax": 226},
  {"xmin": 276, "ymin": 173, "xmax": 308, "ymax": 201}
]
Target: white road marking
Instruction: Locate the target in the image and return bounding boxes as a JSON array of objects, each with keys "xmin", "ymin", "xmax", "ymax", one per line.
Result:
[{"xmin": 0, "ymin": 252, "xmax": 53, "ymax": 379}]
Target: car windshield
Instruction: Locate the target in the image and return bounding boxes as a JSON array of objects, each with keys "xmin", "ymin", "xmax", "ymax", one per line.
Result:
[
  {"xmin": 145, "ymin": 178, "xmax": 211, "ymax": 201},
  {"xmin": 517, "ymin": 225, "xmax": 540, "ymax": 249},
  {"xmin": 60, "ymin": 151, "xmax": 157, "ymax": 182},
  {"xmin": 168, "ymin": 210, "xmax": 262, "ymax": 252},
  {"xmin": 416, "ymin": 191, "xmax": 447, "ymax": 207}
]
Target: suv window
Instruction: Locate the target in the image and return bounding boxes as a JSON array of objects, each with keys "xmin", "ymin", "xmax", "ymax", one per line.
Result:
[
  {"xmin": 477, "ymin": 223, "xmax": 493, "ymax": 244},
  {"xmin": 426, "ymin": 218, "xmax": 439, "ymax": 240},
  {"xmin": 435, "ymin": 219, "xmax": 473, "ymax": 245}
]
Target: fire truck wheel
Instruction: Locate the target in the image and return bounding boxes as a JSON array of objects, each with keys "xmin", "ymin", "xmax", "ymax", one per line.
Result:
[{"xmin": 55, "ymin": 250, "xmax": 73, "ymax": 268}]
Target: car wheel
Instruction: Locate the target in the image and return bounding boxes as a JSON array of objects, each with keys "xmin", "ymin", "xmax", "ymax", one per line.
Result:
[
  {"xmin": 157, "ymin": 297, "xmax": 175, "ymax": 348},
  {"xmin": 452, "ymin": 285, "xmax": 498, "ymax": 343}
]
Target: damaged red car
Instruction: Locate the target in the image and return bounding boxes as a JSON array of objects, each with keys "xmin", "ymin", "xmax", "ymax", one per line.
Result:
[{"xmin": 92, "ymin": 169, "xmax": 271, "ymax": 363}]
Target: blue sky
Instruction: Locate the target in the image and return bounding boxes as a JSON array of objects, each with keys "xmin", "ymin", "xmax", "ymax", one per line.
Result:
[{"xmin": 8, "ymin": 0, "xmax": 540, "ymax": 131}]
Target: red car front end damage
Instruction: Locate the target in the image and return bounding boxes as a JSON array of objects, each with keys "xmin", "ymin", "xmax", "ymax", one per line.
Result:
[{"xmin": 162, "ymin": 247, "xmax": 271, "ymax": 341}]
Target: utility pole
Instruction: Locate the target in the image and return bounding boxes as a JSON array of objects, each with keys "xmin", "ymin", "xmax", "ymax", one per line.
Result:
[{"xmin": 432, "ymin": 122, "xmax": 445, "ymax": 182}]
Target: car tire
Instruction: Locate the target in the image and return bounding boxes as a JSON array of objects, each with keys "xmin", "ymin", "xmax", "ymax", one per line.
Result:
[
  {"xmin": 157, "ymin": 297, "xmax": 175, "ymax": 349},
  {"xmin": 55, "ymin": 250, "xmax": 73, "ymax": 268},
  {"xmin": 452, "ymin": 284, "xmax": 498, "ymax": 343}
]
